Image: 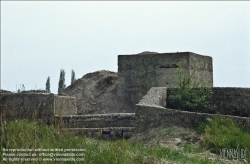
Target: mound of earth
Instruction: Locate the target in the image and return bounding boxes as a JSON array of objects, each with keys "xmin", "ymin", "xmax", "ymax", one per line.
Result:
[
  {"xmin": 0, "ymin": 89, "xmax": 13, "ymax": 94},
  {"xmin": 62, "ymin": 70, "xmax": 131, "ymax": 114},
  {"xmin": 130, "ymin": 125, "xmax": 201, "ymax": 150},
  {"xmin": 130, "ymin": 125, "xmax": 242, "ymax": 164}
]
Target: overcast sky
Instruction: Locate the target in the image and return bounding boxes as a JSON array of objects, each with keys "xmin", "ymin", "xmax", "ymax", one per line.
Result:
[{"xmin": 1, "ymin": 1, "xmax": 250, "ymax": 94}]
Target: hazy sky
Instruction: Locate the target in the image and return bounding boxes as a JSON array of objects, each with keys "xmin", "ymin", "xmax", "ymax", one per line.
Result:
[{"xmin": 1, "ymin": 1, "xmax": 250, "ymax": 93}]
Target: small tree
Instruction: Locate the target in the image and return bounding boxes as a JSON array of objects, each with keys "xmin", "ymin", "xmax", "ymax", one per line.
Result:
[
  {"xmin": 17, "ymin": 84, "xmax": 25, "ymax": 93},
  {"xmin": 58, "ymin": 69, "xmax": 66, "ymax": 94},
  {"xmin": 71, "ymin": 69, "xmax": 76, "ymax": 84},
  {"xmin": 168, "ymin": 62, "xmax": 215, "ymax": 113},
  {"xmin": 45, "ymin": 76, "xmax": 50, "ymax": 93}
]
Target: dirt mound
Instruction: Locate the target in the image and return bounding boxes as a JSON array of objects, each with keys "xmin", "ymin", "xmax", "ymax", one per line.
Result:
[
  {"xmin": 0, "ymin": 89, "xmax": 13, "ymax": 94},
  {"xmin": 62, "ymin": 70, "xmax": 128, "ymax": 114},
  {"xmin": 137, "ymin": 51, "xmax": 159, "ymax": 55},
  {"xmin": 130, "ymin": 125, "xmax": 201, "ymax": 150}
]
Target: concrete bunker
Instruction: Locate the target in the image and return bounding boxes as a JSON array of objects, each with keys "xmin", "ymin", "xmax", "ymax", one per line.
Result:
[
  {"xmin": 117, "ymin": 52, "xmax": 213, "ymax": 112},
  {"xmin": 1, "ymin": 51, "xmax": 250, "ymax": 140}
]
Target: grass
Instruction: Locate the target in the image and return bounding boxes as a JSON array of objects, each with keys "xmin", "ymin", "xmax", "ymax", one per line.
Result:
[
  {"xmin": 195, "ymin": 120, "xmax": 209, "ymax": 134},
  {"xmin": 0, "ymin": 119, "xmax": 232, "ymax": 164},
  {"xmin": 200, "ymin": 116, "xmax": 250, "ymax": 162},
  {"xmin": 162, "ymin": 127, "xmax": 174, "ymax": 136}
]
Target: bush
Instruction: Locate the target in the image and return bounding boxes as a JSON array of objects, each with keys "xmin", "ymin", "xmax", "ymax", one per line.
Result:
[{"xmin": 168, "ymin": 62, "xmax": 215, "ymax": 113}]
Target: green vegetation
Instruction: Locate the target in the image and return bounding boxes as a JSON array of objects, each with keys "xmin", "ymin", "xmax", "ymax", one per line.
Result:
[
  {"xmin": 182, "ymin": 143, "xmax": 204, "ymax": 154},
  {"xmin": 58, "ymin": 69, "xmax": 66, "ymax": 94},
  {"xmin": 45, "ymin": 76, "xmax": 51, "ymax": 93},
  {"xmin": 201, "ymin": 116, "xmax": 250, "ymax": 162},
  {"xmin": 0, "ymin": 120, "xmax": 232, "ymax": 164},
  {"xmin": 162, "ymin": 127, "xmax": 174, "ymax": 136},
  {"xmin": 71, "ymin": 69, "xmax": 76, "ymax": 84},
  {"xmin": 168, "ymin": 62, "xmax": 215, "ymax": 113},
  {"xmin": 195, "ymin": 119, "xmax": 210, "ymax": 134},
  {"xmin": 17, "ymin": 84, "xmax": 25, "ymax": 93}
]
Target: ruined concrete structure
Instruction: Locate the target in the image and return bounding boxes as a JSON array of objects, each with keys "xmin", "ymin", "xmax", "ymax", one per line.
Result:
[
  {"xmin": 1, "ymin": 51, "xmax": 250, "ymax": 140},
  {"xmin": 55, "ymin": 113, "xmax": 135, "ymax": 140},
  {"xmin": 118, "ymin": 52, "xmax": 213, "ymax": 110},
  {"xmin": 0, "ymin": 93, "xmax": 77, "ymax": 124},
  {"xmin": 168, "ymin": 87, "xmax": 250, "ymax": 117},
  {"xmin": 136, "ymin": 87, "xmax": 250, "ymax": 133}
]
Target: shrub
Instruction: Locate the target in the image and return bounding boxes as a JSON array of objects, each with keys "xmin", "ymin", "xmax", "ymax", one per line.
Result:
[{"xmin": 168, "ymin": 62, "xmax": 214, "ymax": 113}]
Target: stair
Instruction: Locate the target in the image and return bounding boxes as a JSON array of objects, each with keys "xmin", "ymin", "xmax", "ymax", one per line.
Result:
[{"xmin": 54, "ymin": 113, "xmax": 135, "ymax": 140}]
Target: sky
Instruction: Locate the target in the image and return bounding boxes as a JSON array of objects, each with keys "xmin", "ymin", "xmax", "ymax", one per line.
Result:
[{"xmin": 1, "ymin": 1, "xmax": 250, "ymax": 94}]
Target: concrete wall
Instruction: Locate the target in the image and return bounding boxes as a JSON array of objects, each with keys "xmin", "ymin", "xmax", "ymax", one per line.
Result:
[
  {"xmin": 117, "ymin": 52, "xmax": 213, "ymax": 112},
  {"xmin": 61, "ymin": 127, "xmax": 134, "ymax": 140},
  {"xmin": 54, "ymin": 95, "xmax": 77, "ymax": 116},
  {"xmin": 55, "ymin": 113, "xmax": 135, "ymax": 128},
  {"xmin": 135, "ymin": 87, "xmax": 250, "ymax": 133},
  {"xmin": 0, "ymin": 93, "xmax": 77, "ymax": 125},
  {"xmin": 167, "ymin": 87, "xmax": 250, "ymax": 117},
  {"xmin": 189, "ymin": 53, "xmax": 213, "ymax": 86},
  {"xmin": 137, "ymin": 87, "xmax": 167, "ymax": 107},
  {"xmin": 211, "ymin": 88, "xmax": 250, "ymax": 117}
]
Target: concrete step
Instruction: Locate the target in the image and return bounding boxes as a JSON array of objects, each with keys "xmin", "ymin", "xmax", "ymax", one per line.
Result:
[
  {"xmin": 60, "ymin": 127, "xmax": 134, "ymax": 140},
  {"xmin": 54, "ymin": 113, "xmax": 135, "ymax": 128}
]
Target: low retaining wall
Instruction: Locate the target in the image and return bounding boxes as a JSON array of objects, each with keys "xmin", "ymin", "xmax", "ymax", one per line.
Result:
[
  {"xmin": 61, "ymin": 127, "xmax": 134, "ymax": 140},
  {"xmin": 0, "ymin": 93, "xmax": 77, "ymax": 125},
  {"xmin": 55, "ymin": 113, "xmax": 135, "ymax": 128},
  {"xmin": 210, "ymin": 88, "xmax": 250, "ymax": 117},
  {"xmin": 167, "ymin": 87, "xmax": 250, "ymax": 117},
  {"xmin": 135, "ymin": 87, "xmax": 250, "ymax": 133}
]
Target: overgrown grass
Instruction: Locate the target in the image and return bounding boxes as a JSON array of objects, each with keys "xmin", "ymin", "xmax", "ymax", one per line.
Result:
[
  {"xmin": 0, "ymin": 120, "xmax": 230, "ymax": 164},
  {"xmin": 201, "ymin": 116, "xmax": 250, "ymax": 162},
  {"xmin": 195, "ymin": 119, "xmax": 210, "ymax": 134},
  {"xmin": 162, "ymin": 127, "xmax": 174, "ymax": 136}
]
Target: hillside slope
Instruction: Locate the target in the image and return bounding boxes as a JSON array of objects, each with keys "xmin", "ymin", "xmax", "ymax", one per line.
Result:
[{"xmin": 62, "ymin": 70, "xmax": 131, "ymax": 114}]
